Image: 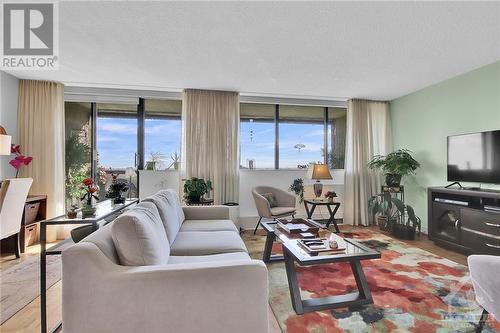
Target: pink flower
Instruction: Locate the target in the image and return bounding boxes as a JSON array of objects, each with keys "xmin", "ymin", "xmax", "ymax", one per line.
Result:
[
  {"xmin": 23, "ymin": 156, "xmax": 32, "ymax": 165},
  {"xmin": 10, "ymin": 145, "xmax": 21, "ymax": 154},
  {"xmin": 9, "ymin": 158, "xmax": 22, "ymax": 169}
]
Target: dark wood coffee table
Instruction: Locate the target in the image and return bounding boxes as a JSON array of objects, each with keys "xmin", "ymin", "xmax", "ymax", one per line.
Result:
[{"xmin": 260, "ymin": 219, "xmax": 380, "ymax": 314}]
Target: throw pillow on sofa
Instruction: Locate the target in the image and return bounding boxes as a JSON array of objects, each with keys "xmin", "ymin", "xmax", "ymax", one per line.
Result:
[
  {"xmin": 261, "ymin": 192, "xmax": 278, "ymax": 208},
  {"xmin": 111, "ymin": 201, "xmax": 170, "ymax": 266}
]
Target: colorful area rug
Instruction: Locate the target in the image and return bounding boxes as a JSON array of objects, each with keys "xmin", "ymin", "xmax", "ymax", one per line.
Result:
[{"xmin": 244, "ymin": 228, "xmax": 500, "ymax": 333}]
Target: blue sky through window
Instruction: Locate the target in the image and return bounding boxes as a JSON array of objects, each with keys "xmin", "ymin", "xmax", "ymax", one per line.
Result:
[{"xmin": 97, "ymin": 117, "xmax": 182, "ymax": 170}]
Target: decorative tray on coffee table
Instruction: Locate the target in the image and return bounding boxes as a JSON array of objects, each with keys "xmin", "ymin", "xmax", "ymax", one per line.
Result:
[{"xmin": 276, "ymin": 218, "xmax": 320, "ymax": 235}]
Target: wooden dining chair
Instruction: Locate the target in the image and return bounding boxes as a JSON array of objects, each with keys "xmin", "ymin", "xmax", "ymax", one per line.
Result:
[{"xmin": 0, "ymin": 178, "xmax": 33, "ymax": 258}]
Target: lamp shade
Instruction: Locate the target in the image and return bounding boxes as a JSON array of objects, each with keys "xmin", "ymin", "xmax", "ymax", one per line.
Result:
[
  {"xmin": 307, "ymin": 163, "xmax": 332, "ymax": 180},
  {"xmin": 0, "ymin": 134, "xmax": 12, "ymax": 155}
]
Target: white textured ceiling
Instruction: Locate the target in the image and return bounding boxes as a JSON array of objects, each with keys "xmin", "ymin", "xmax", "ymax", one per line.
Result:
[{"xmin": 6, "ymin": 1, "xmax": 500, "ymax": 100}]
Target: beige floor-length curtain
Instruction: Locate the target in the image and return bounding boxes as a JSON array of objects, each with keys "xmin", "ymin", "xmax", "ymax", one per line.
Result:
[
  {"xmin": 344, "ymin": 99, "xmax": 392, "ymax": 226},
  {"xmin": 181, "ymin": 89, "xmax": 240, "ymax": 204},
  {"xmin": 18, "ymin": 80, "xmax": 65, "ymax": 240}
]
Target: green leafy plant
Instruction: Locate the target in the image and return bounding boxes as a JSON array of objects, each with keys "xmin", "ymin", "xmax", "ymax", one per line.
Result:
[
  {"xmin": 183, "ymin": 177, "xmax": 213, "ymax": 202},
  {"xmin": 65, "ymin": 135, "xmax": 91, "ymax": 212},
  {"xmin": 368, "ymin": 149, "xmax": 420, "ymax": 186},
  {"xmin": 289, "ymin": 178, "xmax": 304, "ymax": 203},
  {"xmin": 145, "ymin": 152, "xmax": 166, "ymax": 170},
  {"xmin": 368, "ymin": 193, "xmax": 421, "ymax": 235},
  {"xmin": 168, "ymin": 152, "xmax": 180, "ymax": 170}
]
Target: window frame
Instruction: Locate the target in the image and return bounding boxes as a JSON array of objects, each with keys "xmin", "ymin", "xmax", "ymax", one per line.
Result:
[{"xmin": 239, "ymin": 103, "xmax": 347, "ymax": 170}]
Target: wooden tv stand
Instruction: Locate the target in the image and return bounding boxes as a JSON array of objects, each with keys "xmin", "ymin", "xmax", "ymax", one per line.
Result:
[{"xmin": 428, "ymin": 187, "xmax": 500, "ymax": 255}]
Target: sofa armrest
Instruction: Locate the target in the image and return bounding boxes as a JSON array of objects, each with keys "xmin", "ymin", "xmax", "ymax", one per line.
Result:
[
  {"xmin": 182, "ymin": 205, "xmax": 230, "ymax": 220},
  {"xmin": 62, "ymin": 243, "xmax": 269, "ymax": 333}
]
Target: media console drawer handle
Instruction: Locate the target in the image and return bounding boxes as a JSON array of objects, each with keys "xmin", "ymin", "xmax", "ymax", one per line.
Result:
[
  {"xmin": 485, "ymin": 243, "xmax": 500, "ymax": 249},
  {"xmin": 484, "ymin": 222, "xmax": 500, "ymax": 228}
]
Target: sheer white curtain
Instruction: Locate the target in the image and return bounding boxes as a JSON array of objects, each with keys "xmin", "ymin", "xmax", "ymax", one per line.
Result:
[
  {"xmin": 344, "ymin": 99, "xmax": 392, "ymax": 226},
  {"xmin": 180, "ymin": 89, "xmax": 240, "ymax": 204},
  {"xmin": 18, "ymin": 80, "xmax": 65, "ymax": 240}
]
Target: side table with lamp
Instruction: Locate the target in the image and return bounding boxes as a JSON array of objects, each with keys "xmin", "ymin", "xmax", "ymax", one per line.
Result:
[{"xmin": 305, "ymin": 163, "xmax": 341, "ymax": 232}]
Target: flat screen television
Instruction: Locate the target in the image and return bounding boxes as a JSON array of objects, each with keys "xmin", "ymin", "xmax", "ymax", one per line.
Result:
[{"xmin": 447, "ymin": 130, "xmax": 500, "ymax": 184}]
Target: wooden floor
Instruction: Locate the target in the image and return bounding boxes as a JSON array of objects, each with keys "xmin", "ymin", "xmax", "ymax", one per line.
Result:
[{"xmin": 0, "ymin": 226, "xmax": 467, "ymax": 333}]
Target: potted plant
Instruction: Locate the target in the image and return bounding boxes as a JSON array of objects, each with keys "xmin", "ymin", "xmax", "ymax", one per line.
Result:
[
  {"xmin": 105, "ymin": 173, "xmax": 129, "ymax": 204},
  {"xmin": 67, "ymin": 203, "xmax": 79, "ymax": 219},
  {"xmin": 368, "ymin": 193, "xmax": 404, "ymax": 230},
  {"xmin": 183, "ymin": 177, "xmax": 212, "ymax": 203},
  {"xmin": 324, "ymin": 191, "xmax": 337, "ymax": 203},
  {"xmin": 169, "ymin": 152, "xmax": 180, "ymax": 170},
  {"xmin": 289, "ymin": 178, "xmax": 304, "ymax": 203},
  {"xmin": 392, "ymin": 205, "xmax": 421, "ymax": 240},
  {"xmin": 81, "ymin": 178, "xmax": 99, "ymax": 218},
  {"xmin": 367, "ymin": 149, "xmax": 420, "ymax": 187}
]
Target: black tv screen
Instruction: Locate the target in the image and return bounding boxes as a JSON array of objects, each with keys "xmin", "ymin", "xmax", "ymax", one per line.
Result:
[{"xmin": 447, "ymin": 130, "xmax": 500, "ymax": 184}]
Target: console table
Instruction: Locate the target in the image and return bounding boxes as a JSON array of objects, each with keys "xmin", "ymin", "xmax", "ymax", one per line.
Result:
[
  {"xmin": 428, "ymin": 187, "xmax": 500, "ymax": 255},
  {"xmin": 40, "ymin": 199, "xmax": 138, "ymax": 333}
]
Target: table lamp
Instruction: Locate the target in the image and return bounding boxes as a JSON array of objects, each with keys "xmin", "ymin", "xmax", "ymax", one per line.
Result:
[
  {"xmin": 0, "ymin": 126, "xmax": 12, "ymax": 155},
  {"xmin": 307, "ymin": 163, "xmax": 332, "ymax": 199}
]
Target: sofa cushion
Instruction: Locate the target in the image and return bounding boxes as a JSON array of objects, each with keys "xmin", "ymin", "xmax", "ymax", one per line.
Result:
[
  {"xmin": 179, "ymin": 219, "xmax": 238, "ymax": 232},
  {"xmin": 170, "ymin": 231, "xmax": 247, "ymax": 256},
  {"xmin": 111, "ymin": 202, "xmax": 170, "ymax": 266},
  {"xmin": 143, "ymin": 189, "xmax": 186, "ymax": 241},
  {"xmin": 167, "ymin": 190, "xmax": 185, "ymax": 222},
  {"xmin": 81, "ymin": 222, "xmax": 119, "ymax": 264},
  {"xmin": 168, "ymin": 252, "xmax": 251, "ymax": 264},
  {"xmin": 270, "ymin": 206, "xmax": 296, "ymax": 216}
]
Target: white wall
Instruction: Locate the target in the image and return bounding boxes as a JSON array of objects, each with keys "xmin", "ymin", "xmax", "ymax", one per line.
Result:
[
  {"xmin": 138, "ymin": 170, "xmax": 180, "ymax": 200},
  {"xmin": 0, "ymin": 71, "xmax": 19, "ymax": 179},
  {"xmin": 139, "ymin": 169, "xmax": 345, "ymax": 229}
]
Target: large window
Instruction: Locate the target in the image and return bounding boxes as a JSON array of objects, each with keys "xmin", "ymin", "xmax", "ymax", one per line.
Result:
[
  {"xmin": 144, "ymin": 99, "xmax": 182, "ymax": 170},
  {"xmin": 327, "ymin": 108, "xmax": 347, "ymax": 169},
  {"xmin": 96, "ymin": 103, "xmax": 138, "ymax": 199},
  {"xmin": 64, "ymin": 102, "xmax": 92, "ymax": 211},
  {"xmin": 240, "ymin": 103, "xmax": 275, "ymax": 169},
  {"xmin": 279, "ymin": 105, "xmax": 324, "ymax": 169},
  {"xmin": 240, "ymin": 103, "xmax": 347, "ymax": 170}
]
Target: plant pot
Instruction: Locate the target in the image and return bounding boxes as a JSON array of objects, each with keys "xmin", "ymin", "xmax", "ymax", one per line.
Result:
[
  {"xmin": 392, "ymin": 224, "xmax": 416, "ymax": 240},
  {"xmin": 67, "ymin": 211, "xmax": 78, "ymax": 219},
  {"xmin": 113, "ymin": 196, "xmax": 125, "ymax": 204},
  {"xmin": 376, "ymin": 215, "xmax": 387, "ymax": 230},
  {"xmin": 385, "ymin": 174, "xmax": 402, "ymax": 187},
  {"xmin": 187, "ymin": 194, "xmax": 201, "ymax": 203},
  {"xmin": 327, "ymin": 197, "xmax": 334, "ymax": 203},
  {"xmin": 81, "ymin": 204, "xmax": 96, "ymax": 218}
]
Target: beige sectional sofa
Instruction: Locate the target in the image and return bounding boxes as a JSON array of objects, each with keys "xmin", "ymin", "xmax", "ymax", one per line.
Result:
[{"xmin": 62, "ymin": 190, "xmax": 269, "ymax": 333}]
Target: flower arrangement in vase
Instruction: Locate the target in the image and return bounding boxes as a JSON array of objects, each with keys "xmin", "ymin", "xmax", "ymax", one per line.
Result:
[
  {"xmin": 105, "ymin": 173, "xmax": 129, "ymax": 204},
  {"xmin": 324, "ymin": 191, "xmax": 337, "ymax": 203},
  {"xmin": 81, "ymin": 178, "xmax": 99, "ymax": 218},
  {"xmin": 9, "ymin": 145, "xmax": 33, "ymax": 177}
]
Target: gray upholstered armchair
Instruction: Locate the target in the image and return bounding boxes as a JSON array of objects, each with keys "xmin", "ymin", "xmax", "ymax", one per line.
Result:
[
  {"xmin": 252, "ymin": 186, "xmax": 296, "ymax": 234},
  {"xmin": 468, "ymin": 255, "xmax": 500, "ymax": 333}
]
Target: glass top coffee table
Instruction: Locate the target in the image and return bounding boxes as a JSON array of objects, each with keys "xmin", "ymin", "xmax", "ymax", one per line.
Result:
[{"xmin": 260, "ymin": 219, "xmax": 381, "ymax": 314}]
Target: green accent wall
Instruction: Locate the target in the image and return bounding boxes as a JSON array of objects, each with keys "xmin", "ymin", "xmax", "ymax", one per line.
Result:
[{"xmin": 390, "ymin": 61, "xmax": 500, "ymax": 231}]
